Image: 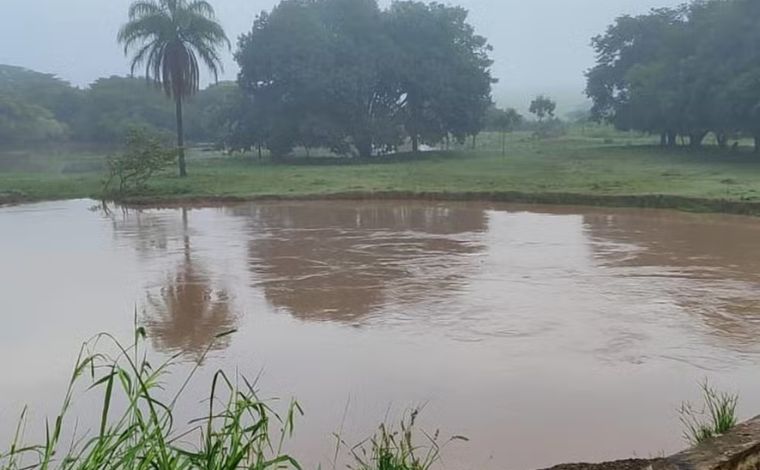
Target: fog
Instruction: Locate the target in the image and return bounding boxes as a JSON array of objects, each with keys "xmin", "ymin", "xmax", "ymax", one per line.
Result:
[{"xmin": 1, "ymin": 0, "xmax": 683, "ymax": 112}]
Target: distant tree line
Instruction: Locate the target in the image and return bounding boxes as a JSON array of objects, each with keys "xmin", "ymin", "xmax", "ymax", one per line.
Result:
[
  {"xmin": 587, "ymin": 0, "xmax": 760, "ymax": 150},
  {"xmin": 0, "ymin": 65, "xmax": 232, "ymax": 147},
  {"xmin": 1, "ymin": 0, "xmax": 494, "ymax": 160}
]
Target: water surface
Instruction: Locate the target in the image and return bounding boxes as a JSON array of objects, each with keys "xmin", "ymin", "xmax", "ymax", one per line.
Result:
[{"xmin": 2, "ymin": 200, "xmax": 760, "ymax": 469}]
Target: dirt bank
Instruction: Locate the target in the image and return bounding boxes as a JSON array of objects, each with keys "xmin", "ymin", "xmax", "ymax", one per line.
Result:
[
  {"xmin": 116, "ymin": 190, "xmax": 760, "ymax": 217},
  {"xmin": 542, "ymin": 459, "xmax": 657, "ymax": 470}
]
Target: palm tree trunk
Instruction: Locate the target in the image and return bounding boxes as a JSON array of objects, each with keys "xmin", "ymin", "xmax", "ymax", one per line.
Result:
[{"xmin": 175, "ymin": 97, "xmax": 187, "ymax": 177}]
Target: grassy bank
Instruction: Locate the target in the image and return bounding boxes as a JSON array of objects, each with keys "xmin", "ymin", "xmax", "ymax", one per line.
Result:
[{"xmin": 3, "ymin": 131, "xmax": 760, "ymax": 213}]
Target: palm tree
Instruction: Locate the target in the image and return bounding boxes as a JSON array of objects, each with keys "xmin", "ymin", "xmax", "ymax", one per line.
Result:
[{"xmin": 118, "ymin": 0, "xmax": 229, "ymax": 177}]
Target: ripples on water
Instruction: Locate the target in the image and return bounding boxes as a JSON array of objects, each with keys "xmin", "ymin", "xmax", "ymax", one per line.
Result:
[{"xmin": 2, "ymin": 200, "xmax": 760, "ymax": 469}]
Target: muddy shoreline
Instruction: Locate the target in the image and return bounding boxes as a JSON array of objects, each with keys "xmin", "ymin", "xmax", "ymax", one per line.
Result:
[
  {"xmin": 541, "ymin": 459, "xmax": 659, "ymax": 470},
  {"xmin": 5, "ymin": 190, "xmax": 760, "ymax": 216},
  {"xmin": 111, "ymin": 190, "xmax": 760, "ymax": 216}
]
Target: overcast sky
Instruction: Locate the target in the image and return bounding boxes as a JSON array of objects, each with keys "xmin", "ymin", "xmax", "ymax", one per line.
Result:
[{"xmin": 0, "ymin": 0, "xmax": 683, "ymax": 111}]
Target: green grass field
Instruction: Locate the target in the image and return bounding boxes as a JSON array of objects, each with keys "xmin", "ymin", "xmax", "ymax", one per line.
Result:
[{"xmin": 3, "ymin": 130, "xmax": 760, "ymax": 212}]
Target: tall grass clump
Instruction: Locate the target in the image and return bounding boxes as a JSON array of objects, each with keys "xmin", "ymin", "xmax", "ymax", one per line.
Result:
[
  {"xmin": 345, "ymin": 410, "xmax": 467, "ymax": 470},
  {"xmin": 679, "ymin": 380, "xmax": 738, "ymax": 445},
  {"xmin": 0, "ymin": 326, "xmax": 302, "ymax": 470}
]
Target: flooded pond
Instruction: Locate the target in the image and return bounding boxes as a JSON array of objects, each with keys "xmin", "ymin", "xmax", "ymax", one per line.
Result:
[{"xmin": 2, "ymin": 199, "xmax": 760, "ymax": 469}]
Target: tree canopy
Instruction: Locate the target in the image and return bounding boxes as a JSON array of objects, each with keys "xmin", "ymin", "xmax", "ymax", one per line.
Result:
[
  {"xmin": 529, "ymin": 95, "xmax": 556, "ymax": 123},
  {"xmin": 0, "ymin": 65, "xmax": 77, "ymax": 145},
  {"xmin": 587, "ymin": 0, "xmax": 760, "ymax": 149},
  {"xmin": 0, "ymin": 65, "xmax": 240, "ymax": 148},
  {"xmin": 72, "ymin": 76, "xmax": 175, "ymax": 143},
  {"xmin": 0, "ymin": 95, "xmax": 67, "ymax": 145},
  {"xmin": 236, "ymin": 0, "xmax": 494, "ymax": 158}
]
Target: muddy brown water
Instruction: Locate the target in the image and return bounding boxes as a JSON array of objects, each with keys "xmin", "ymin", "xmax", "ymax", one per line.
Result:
[{"xmin": 2, "ymin": 199, "xmax": 760, "ymax": 469}]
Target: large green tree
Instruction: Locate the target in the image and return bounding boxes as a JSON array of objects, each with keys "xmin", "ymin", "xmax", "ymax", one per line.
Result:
[
  {"xmin": 385, "ymin": 1, "xmax": 494, "ymax": 151},
  {"xmin": 236, "ymin": 0, "xmax": 399, "ymax": 158},
  {"xmin": 236, "ymin": 0, "xmax": 493, "ymax": 157},
  {"xmin": 586, "ymin": 7, "xmax": 687, "ymax": 145},
  {"xmin": 586, "ymin": 0, "xmax": 760, "ymax": 150},
  {"xmin": 118, "ymin": 0, "xmax": 230, "ymax": 176}
]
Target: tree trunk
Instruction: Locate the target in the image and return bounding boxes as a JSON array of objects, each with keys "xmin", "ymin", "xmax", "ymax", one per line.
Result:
[
  {"xmin": 716, "ymin": 133, "xmax": 728, "ymax": 149},
  {"xmin": 502, "ymin": 130, "xmax": 507, "ymax": 156},
  {"xmin": 409, "ymin": 96, "xmax": 420, "ymax": 153},
  {"xmin": 660, "ymin": 132, "xmax": 667, "ymax": 147},
  {"xmin": 175, "ymin": 97, "xmax": 187, "ymax": 177},
  {"xmin": 356, "ymin": 137, "xmax": 372, "ymax": 159},
  {"xmin": 471, "ymin": 134, "xmax": 477, "ymax": 150},
  {"xmin": 257, "ymin": 143, "xmax": 262, "ymax": 160},
  {"xmin": 689, "ymin": 131, "xmax": 708, "ymax": 148},
  {"xmin": 755, "ymin": 135, "xmax": 760, "ymax": 154},
  {"xmin": 666, "ymin": 131, "xmax": 677, "ymax": 147}
]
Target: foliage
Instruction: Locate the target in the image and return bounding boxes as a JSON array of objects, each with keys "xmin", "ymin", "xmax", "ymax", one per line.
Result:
[
  {"xmin": 587, "ymin": 0, "xmax": 760, "ymax": 150},
  {"xmin": 72, "ymin": 76, "xmax": 175, "ymax": 143},
  {"xmin": 236, "ymin": 0, "xmax": 493, "ymax": 158},
  {"xmin": 0, "ymin": 66, "xmax": 75, "ymax": 145},
  {"xmin": 347, "ymin": 410, "xmax": 466, "ymax": 470},
  {"xmin": 104, "ymin": 129, "xmax": 176, "ymax": 194},
  {"xmin": 118, "ymin": 0, "xmax": 230, "ymax": 176},
  {"xmin": 236, "ymin": 0, "xmax": 398, "ymax": 158},
  {"xmin": 485, "ymin": 106, "xmax": 522, "ymax": 154},
  {"xmin": 486, "ymin": 107, "xmax": 523, "ymax": 133},
  {"xmin": 385, "ymin": 1, "xmax": 494, "ymax": 150},
  {"xmin": 2, "ymin": 1, "xmax": 493, "ymax": 157},
  {"xmin": 184, "ymin": 81, "xmax": 242, "ymax": 145},
  {"xmin": 0, "ymin": 95, "xmax": 67, "ymax": 146},
  {"xmin": 0, "ymin": 65, "xmax": 239, "ymax": 147},
  {"xmin": 529, "ymin": 95, "xmax": 556, "ymax": 123},
  {"xmin": 679, "ymin": 381, "xmax": 738, "ymax": 445},
  {"xmin": 0, "ymin": 326, "xmax": 302, "ymax": 470},
  {"xmin": 527, "ymin": 96, "xmax": 561, "ymax": 139},
  {"xmin": 0, "ymin": 65, "xmax": 82, "ymax": 125}
]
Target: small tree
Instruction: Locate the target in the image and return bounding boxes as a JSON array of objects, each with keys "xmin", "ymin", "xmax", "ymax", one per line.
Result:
[
  {"xmin": 529, "ymin": 95, "xmax": 557, "ymax": 123},
  {"xmin": 491, "ymin": 107, "xmax": 523, "ymax": 155},
  {"xmin": 118, "ymin": 0, "xmax": 230, "ymax": 177},
  {"xmin": 104, "ymin": 129, "xmax": 177, "ymax": 194}
]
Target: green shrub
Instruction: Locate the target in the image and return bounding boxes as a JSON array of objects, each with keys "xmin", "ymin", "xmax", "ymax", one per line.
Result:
[
  {"xmin": 103, "ymin": 129, "xmax": 176, "ymax": 194},
  {"xmin": 347, "ymin": 410, "xmax": 467, "ymax": 470},
  {"xmin": 679, "ymin": 381, "xmax": 738, "ymax": 445}
]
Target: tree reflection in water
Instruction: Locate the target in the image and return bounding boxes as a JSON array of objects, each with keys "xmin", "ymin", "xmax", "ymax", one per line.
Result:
[
  {"xmin": 583, "ymin": 210, "xmax": 760, "ymax": 354},
  {"xmin": 229, "ymin": 202, "xmax": 488, "ymax": 324},
  {"xmin": 108, "ymin": 205, "xmax": 237, "ymax": 359},
  {"xmin": 145, "ymin": 208, "xmax": 236, "ymax": 359}
]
